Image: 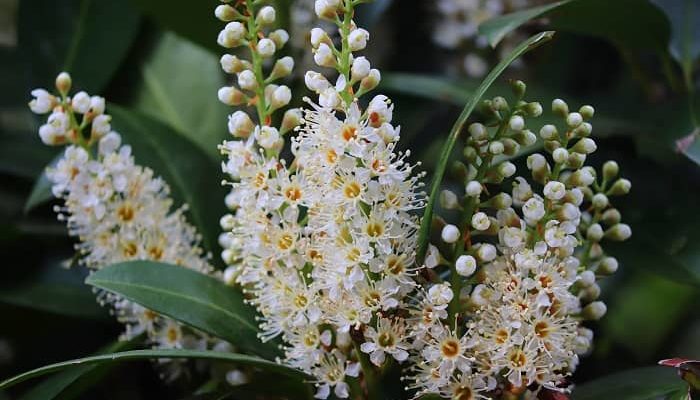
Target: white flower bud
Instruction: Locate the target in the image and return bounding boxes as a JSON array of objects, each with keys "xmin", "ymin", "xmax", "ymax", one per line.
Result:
[
  {"xmin": 605, "ymin": 223, "xmax": 631, "ymax": 241},
  {"xmin": 237, "ymin": 70, "xmax": 257, "ymax": 91},
  {"xmin": 257, "ymin": 38, "xmax": 276, "ymax": 58},
  {"xmin": 527, "ymin": 102, "xmax": 543, "ymax": 117},
  {"xmin": 310, "ymin": 27, "xmax": 331, "ymax": 48},
  {"xmin": 544, "ymin": 181, "xmax": 566, "ymax": 200},
  {"xmin": 441, "ymin": 224, "xmax": 460, "ymax": 244},
  {"xmin": 602, "ymin": 208, "xmax": 621, "ymax": 225},
  {"xmin": 579, "ymin": 270, "xmax": 596, "ymax": 287},
  {"xmin": 598, "ymin": 257, "xmax": 618, "ymax": 275},
  {"xmin": 440, "ymin": 190, "xmax": 459, "ymax": 210},
  {"xmin": 539, "ymin": 124, "xmax": 558, "ymax": 140},
  {"xmin": 455, "ymin": 255, "xmax": 477, "ymax": 277},
  {"xmin": 281, "ymin": 108, "xmax": 302, "ymax": 134},
  {"xmin": 304, "ymin": 71, "xmax": 330, "ymax": 92},
  {"xmin": 220, "ymin": 55, "xmax": 246, "ymax": 75},
  {"xmin": 55, "ymin": 72, "xmax": 71, "ymax": 95},
  {"xmin": 489, "ymin": 140, "xmax": 504, "ymax": 155},
  {"xmin": 225, "ymin": 369, "xmax": 249, "ymax": 386},
  {"xmin": 498, "ymin": 161, "xmax": 516, "ymax": 178},
  {"xmin": 218, "ymin": 86, "xmax": 246, "ymax": 106},
  {"xmin": 424, "ymin": 244, "xmax": 441, "ymax": 269},
  {"xmin": 609, "ymin": 178, "xmax": 631, "ymax": 196},
  {"xmin": 428, "ymin": 283, "xmax": 453, "ymax": 305},
  {"xmin": 579, "ymin": 105, "xmax": 595, "ymax": 119},
  {"xmin": 552, "ymin": 98, "xmax": 569, "ymax": 116},
  {"xmin": 492, "ymin": 96, "xmax": 508, "ymax": 111},
  {"xmin": 566, "ymin": 112, "xmax": 583, "ymax": 127},
  {"xmin": 582, "ymin": 301, "xmax": 607, "ymax": 320},
  {"xmin": 509, "ymin": 115, "xmax": 525, "ymax": 131},
  {"xmin": 351, "ymin": 56, "xmax": 371, "ymax": 81},
  {"xmin": 28, "ymin": 89, "xmax": 55, "ymax": 114},
  {"xmin": 602, "ymin": 161, "xmax": 619, "ymax": 181},
  {"xmin": 523, "ymin": 197, "xmax": 545, "ymax": 222},
  {"xmin": 468, "ymin": 122, "xmax": 487, "ymax": 140},
  {"xmin": 89, "ymin": 96, "xmax": 105, "ymax": 115},
  {"xmin": 255, "ymin": 126, "xmax": 280, "ymax": 149},
  {"xmin": 558, "ymin": 202, "xmax": 581, "ymax": 221},
  {"xmin": 215, "ymin": 4, "xmax": 237, "ymax": 21},
  {"xmin": 257, "ymin": 6, "xmax": 276, "ymax": 25},
  {"xmin": 476, "ymin": 243, "xmax": 497, "ymax": 262},
  {"xmin": 227, "ymin": 111, "xmax": 254, "ymax": 138},
  {"xmin": 315, "ymin": 0, "xmax": 338, "ymax": 19},
  {"xmin": 269, "ymin": 29, "xmax": 289, "ymax": 48},
  {"xmin": 571, "ymin": 168, "xmax": 595, "ymax": 187},
  {"xmin": 572, "ymin": 138, "xmax": 597, "ymax": 154},
  {"xmin": 319, "ymin": 87, "xmax": 341, "ymax": 109},
  {"xmin": 591, "ymin": 193, "xmax": 609, "ymax": 210},
  {"xmin": 465, "ymin": 180, "xmax": 482, "ymax": 197},
  {"xmin": 360, "ymin": 69, "xmax": 381, "ymax": 92},
  {"xmin": 270, "ymin": 56, "xmax": 294, "ymax": 79},
  {"xmin": 220, "ymin": 214, "xmax": 236, "ymax": 231},
  {"xmin": 270, "ymin": 85, "xmax": 291, "ymax": 109},
  {"xmin": 218, "ymin": 22, "xmax": 247, "ymax": 48},
  {"xmin": 471, "ymin": 212, "xmax": 490, "ymax": 231},
  {"xmin": 348, "ymin": 28, "xmax": 369, "ymax": 51},
  {"xmin": 91, "ymin": 114, "xmax": 111, "ymax": 137},
  {"xmin": 574, "ymin": 122, "xmax": 593, "ymax": 137},
  {"xmin": 313, "ymin": 43, "xmax": 336, "ymax": 67},
  {"xmin": 98, "ymin": 131, "xmax": 121, "ymax": 155},
  {"xmin": 553, "ymin": 147, "xmax": 569, "ymax": 164},
  {"xmin": 586, "ymin": 223, "xmax": 604, "ymax": 242},
  {"xmin": 71, "ymin": 91, "xmax": 90, "ymax": 114}
]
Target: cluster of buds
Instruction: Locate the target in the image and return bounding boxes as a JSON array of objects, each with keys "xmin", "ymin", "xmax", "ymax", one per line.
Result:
[
  {"xmin": 28, "ymin": 73, "xmax": 239, "ymax": 382},
  {"xmin": 414, "ymin": 81, "xmax": 631, "ymax": 398}
]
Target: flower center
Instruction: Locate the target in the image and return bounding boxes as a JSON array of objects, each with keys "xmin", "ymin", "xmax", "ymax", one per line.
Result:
[{"xmin": 440, "ymin": 338, "xmax": 461, "ymax": 358}]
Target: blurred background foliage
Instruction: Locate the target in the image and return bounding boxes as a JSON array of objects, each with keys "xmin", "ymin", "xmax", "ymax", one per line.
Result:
[{"xmin": 1, "ymin": 0, "xmax": 699, "ymax": 398}]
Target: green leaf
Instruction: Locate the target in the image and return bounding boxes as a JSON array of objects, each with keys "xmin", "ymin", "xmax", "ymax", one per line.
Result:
[
  {"xmin": 129, "ymin": 0, "xmax": 220, "ymax": 53},
  {"xmin": 415, "ymin": 31, "xmax": 555, "ymax": 263},
  {"xmin": 109, "ymin": 105, "xmax": 227, "ymax": 259},
  {"xmin": 18, "ymin": 338, "xmax": 139, "ymax": 400},
  {"xmin": 0, "ymin": 281, "xmax": 107, "ymax": 321},
  {"xmin": 380, "ymin": 73, "xmax": 476, "ymax": 105},
  {"xmin": 572, "ymin": 366, "xmax": 686, "ymax": 400},
  {"xmin": 479, "ymin": 0, "xmax": 670, "ymax": 54},
  {"xmin": 651, "ymin": 0, "xmax": 700, "ymax": 79},
  {"xmin": 85, "ymin": 261, "xmax": 279, "ymax": 359},
  {"xmin": 0, "ymin": 349, "xmax": 310, "ymax": 391},
  {"xmin": 134, "ymin": 32, "xmax": 229, "ymax": 160},
  {"xmin": 18, "ymin": 0, "xmax": 141, "ymax": 94}
]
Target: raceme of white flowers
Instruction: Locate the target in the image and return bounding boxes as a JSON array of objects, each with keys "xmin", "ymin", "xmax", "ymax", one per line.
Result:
[
  {"xmin": 28, "ymin": 73, "xmax": 236, "ymax": 381},
  {"xmin": 433, "ymin": 0, "xmax": 532, "ymax": 77}
]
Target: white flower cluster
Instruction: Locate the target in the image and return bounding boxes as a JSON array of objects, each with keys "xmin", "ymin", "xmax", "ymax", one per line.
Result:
[
  {"xmin": 410, "ymin": 84, "xmax": 631, "ymax": 398},
  {"xmin": 218, "ymin": 0, "xmax": 425, "ymax": 398},
  {"xmin": 433, "ymin": 0, "xmax": 534, "ymax": 77},
  {"xmin": 28, "ymin": 73, "xmax": 234, "ymax": 380}
]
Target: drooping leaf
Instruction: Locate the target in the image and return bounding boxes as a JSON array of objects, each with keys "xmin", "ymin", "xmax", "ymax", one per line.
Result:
[
  {"xmin": 18, "ymin": 0, "xmax": 141, "ymax": 94},
  {"xmin": 571, "ymin": 366, "xmax": 686, "ymax": 400},
  {"xmin": 651, "ymin": 0, "xmax": 700, "ymax": 80},
  {"xmin": 134, "ymin": 32, "xmax": 229, "ymax": 160},
  {"xmin": 129, "ymin": 0, "xmax": 220, "ymax": 53},
  {"xmin": 85, "ymin": 261, "xmax": 279, "ymax": 359},
  {"xmin": 18, "ymin": 338, "xmax": 139, "ymax": 400},
  {"xmin": 479, "ymin": 0, "xmax": 670, "ymax": 55},
  {"xmin": 109, "ymin": 105, "xmax": 227, "ymax": 259},
  {"xmin": 415, "ymin": 31, "xmax": 555, "ymax": 262},
  {"xmin": 0, "ymin": 349, "xmax": 310, "ymax": 391}
]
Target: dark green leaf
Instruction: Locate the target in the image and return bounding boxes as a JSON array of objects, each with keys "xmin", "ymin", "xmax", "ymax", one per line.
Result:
[
  {"xmin": 85, "ymin": 261, "xmax": 279, "ymax": 359},
  {"xmin": 479, "ymin": 0, "xmax": 670, "ymax": 54},
  {"xmin": 109, "ymin": 105, "xmax": 227, "ymax": 259},
  {"xmin": 0, "ymin": 349, "xmax": 309, "ymax": 391},
  {"xmin": 18, "ymin": 338, "xmax": 139, "ymax": 400},
  {"xmin": 18, "ymin": 0, "xmax": 141, "ymax": 94},
  {"xmin": 355, "ymin": 0, "xmax": 394, "ymax": 29},
  {"xmin": 572, "ymin": 366, "xmax": 685, "ymax": 400},
  {"xmin": 129, "ymin": 0, "xmax": 220, "ymax": 53},
  {"xmin": 651, "ymin": 0, "xmax": 700, "ymax": 77},
  {"xmin": 415, "ymin": 31, "xmax": 555, "ymax": 262},
  {"xmin": 134, "ymin": 32, "xmax": 229, "ymax": 160},
  {"xmin": 380, "ymin": 73, "xmax": 475, "ymax": 105}
]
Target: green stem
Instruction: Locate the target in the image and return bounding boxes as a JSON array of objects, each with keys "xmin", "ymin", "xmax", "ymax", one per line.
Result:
[
  {"xmin": 336, "ymin": 0, "xmax": 355, "ymax": 105},
  {"xmin": 353, "ymin": 340, "xmax": 380, "ymax": 400},
  {"xmin": 245, "ymin": 0, "xmax": 269, "ymax": 126}
]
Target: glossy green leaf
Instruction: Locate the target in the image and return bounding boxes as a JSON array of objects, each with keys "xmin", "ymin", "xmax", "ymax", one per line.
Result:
[
  {"xmin": 652, "ymin": 0, "xmax": 700, "ymax": 79},
  {"xmin": 109, "ymin": 105, "xmax": 227, "ymax": 258},
  {"xmin": 415, "ymin": 31, "xmax": 555, "ymax": 262},
  {"xmin": 129, "ymin": 0, "xmax": 220, "ymax": 53},
  {"xmin": 572, "ymin": 366, "xmax": 685, "ymax": 400},
  {"xmin": 0, "ymin": 281, "xmax": 106, "ymax": 320},
  {"xmin": 134, "ymin": 32, "xmax": 229, "ymax": 160},
  {"xmin": 18, "ymin": 338, "xmax": 138, "ymax": 400},
  {"xmin": 479, "ymin": 0, "xmax": 670, "ymax": 54},
  {"xmin": 18, "ymin": 0, "xmax": 141, "ymax": 94},
  {"xmin": 85, "ymin": 261, "xmax": 279, "ymax": 359},
  {"xmin": 0, "ymin": 349, "xmax": 309, "ymax": 391}
]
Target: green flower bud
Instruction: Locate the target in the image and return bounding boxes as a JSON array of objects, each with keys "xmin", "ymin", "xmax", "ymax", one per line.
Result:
[
  {"xmin": 450, "ymin": 161, "xmax": 468, "ymax": 182},
  {"xmin": 573, "ymin": 122, "xmax": 593, "ymax": 137},
  {"xmin": 579, "ymin": 105, "xmax": 595, "ymax": 119},
  {"xmin": 492, "ymin": 96, "xmax": 509, "ymax": 111},
  {"xmin": 586, "ymin": 223, "xmax": 604, "ymax": 242},
  {"xmin": 488, "ymin": 140, "xmax": 504, "ymax": 155},
  {"xmin": 440, "ymin": 190, "xmax": 459, "ymax": 210},
  {"xmin": 552, "ymin": 98, "xmax": 569, "ymax": 117},
  {"xmin": 544, "ymin": 140, "xmax": 561, "ymax": 153},
  {"xmin": 591, "ymin": 193, "xmax": 609, "ymax": 210},
  {"xmin": 608, "ymin": 178, "xmax": 631, "ymax": 196},
  {"xmin": 539, "ymin": 124, "xmax": 559, "ymax": 140},
  {"xmin": 55, "ymin": 72, "xmax": 72, "ymax": 95},
  {"xmin": 567, "ymin": 152, "xmax": 586, "ymax": 169},
  {"xmin": 602, "ymin": 161, "xmax": 619, "ymax": 181},
  {"xmin": 468, "ymin": 122, "xmax": 488, "ymax": 141},
  {"xmin": 525, "ymin": 102, "xmax": 543, "ymax": 117},
  {"xmin": 598, "ymin": 257, "xmax": 619, "ymax": 275},
  {"xmin": 510, "ymin": 79, "xmax": 526, "ymax": 98},
  {"xmin": 502, "ymin": 138, "xmax": 520, "ymax": 156},
  {"xmin": 601, "ymin": 208, "xmax": 621, "ymax": 225},
  {"xmin": 582, "ymin": 301, "xmax": 607, "ymax": 320},
  {"xmin": 463, "ymin": 146, "xmax": 478, "ymax": 163},
  {"xmin": 605, "ymin": 223, "xmax": 632, "ymax": 241},
  {"xmin": 513, "ymin": 129, "xmax": 537, "ymax": 146}
]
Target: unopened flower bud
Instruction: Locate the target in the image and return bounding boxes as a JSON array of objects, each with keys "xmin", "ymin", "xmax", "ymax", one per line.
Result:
[
  {"xmin": 571, "ymin": 138, "xmax": 597, "ymax": 154},
  {"xmin": 589, "ymin": 243, "xmax": 603, "ymax": 259},
  {"xmin": 566, "ymin": 112, "xmax": 583, "ymax": 127},
  {"xmin": 441, "ymin": 224, "xmax": 460, "ymax": 244},
  {"xmin": 602, "ymin": 161, "xmax": 619, "ymax": 181},
  {"xmin": 497, "ymin": 161, "xmax": 516, "ymax": 178},
  {"xmin": 215, "ymin": 4, "xmax": 238, "ymax": 21},
  {"xmin": 218, "ymin": 22, "xmax": 247, "ymax": 48},
  {"xmin": 310, "ymin": 27, "xmax": 331, "ymax": 48},
  {"xmin": 55, "ymin": 72, "xmax": 71, "ymax": 95},
  {"xmin": 552, "ymin": 98, "xmax": 569, "ymax": 117},
  {"xmin": 237, "ymin": 70, "xmax": 257, "ymax": 91},
  {"xmin": 582, "ymin": 301, "xmax": 607, "ymax": 320},
  {"xmin": 218, "ymin": 86, "xmax": 246, "ymax": 106},
  {"xmin": 315, "ymin": 0, "xmax": 338, "ymax": 19},
  {"xmin": 586, "ymin": 223, "xmax": 604, "ymax": 242},
  {"xmin": 319, "ymin": 87, "xmax": 341, "ymax": 108},
  {"xmin": 489, "ymin": 140, "xmax": 504, "ymax": 155},
  {"xmin": 227, "ymin": 111, "xmax": 254, "ymax": 138},
  {"xmin": 71, "ymin": 91, "xmax": 90, "ymax": 114},
  {"xmin": 501, "ymin": 138, "xmax": 520, "ymax": 156},
  {"xmin": 476, "ymin": 243, "xmax": 497, "ymax": 262},
  {"xmin": 469, "ymin": 123, "xmax": 488, "ymax": 141},
  {"xmin": 540, "ymin": 124, "xmax": 558, "ymax": 140},
  {"xmin": 489, "ymin": 193, "xmax": 512, "ymax": 209},
  {"xmin": 471, "ymin": 212, "xmax": 490, "ymax": 231},
  {"xmin": 573, "ymin": 122, "xmax": 593, "ymax": 137},
  {"xmin": 526, "ymin": 102, "xmax": 543, "ymax": 117},
  {"xmin": 527, "ymin": 153, "xmax": 550, "ymax": 183},
  {"xmin": 348, "ymin": 28, "xmax": 369, "ymax": 51},
  {"xmin": 456, "ymin": 255, "xmax": 477, "ymax": 277},
  {"xmin": 269, "ymin": 29, "xmax": 289, "ymax": 48},
  {"xmin": 440, "ymin": 190, "xmax": 459, "ymax": 210},
  {"xmin": 553, "ymin": 147, "xmax": 569, "ymax": 164},
  {"xmin": 608, "ymin": 178, "xmax": 631, "ymax": 196},
  {"xmin": 359, "ymin": 69, "xmax": 381, "ymax": 92},
  {"xmin": 510, "ymin": 79, "xmax": 526, "ymax": 97},
  {"xmin": 220, "ymin": 54, "xmax": 248, "ymax": 74},
  {"xmin": 579, "ymin": 105, "xmax": 595, "ymax": 119},
  {"xmin": 544, "ymin": 180, "xmax": 566, "ymax": 200},
  {"xmin": 602, "ymin": 208, "xmax": 621, "ymax": 225},
  {"xmin": 570, "ymin": 168, "xmax": 595, "ymax": 187},
  {"xmin": 514, "ymin": 129, "xmax": 537, "ymax": 146},
  {"xmin": 270, "ymin": 56, "xmax": 294, "ymax": 80},
  {"xmin": 509, "ymin": 115, "xmax": 525, "ymax": 131},
  {"xmin": 351, "ymin": 56, "xmax": 371, "ymax": 81},
  {"xmin": 567, "ymin": 152, "xmax": 586, "ymax": 169},
  {"xmin": 305, "ymin": 71, "xmax": 330, "ymax": 92},
  {"xmin": 465, "ymin": 180, "xmax": 482, "ymax": 197},
  {"xmin": 257, "ymin": 38, "xmax": 276, "ymax": 58},
  {"xmin": 605, "ymin": 223, "xmax": 631, "ymax": 241},
  {"xmin": 591, "ymin": 193, "xmax": 609, "ymax": 210},
  {"xmin": 280, "ymin": 108, "xmax": 302, "ymax": 134},
  {"xmin": 450, "ymin": 161, "xmax": 468, "ymax": 182},
  {"xmin": 223, "ymin": 266, "xmax": 238, "ymax": 285},
  {"xmin": 463, "ymin": 146, "xmax": 478, "ymax": 163},
  {"xmin": 257, "ymin": 6, "xmax": 276, "ymax": 25},
  {"xmin": 269, "ymin": 85, "xmax": 291, "ymax": 109},
  {"xmin": 492, "ymin": 96, "xmax": 508, "ymax": 111},
  {"xmin": 579, "ymin": 270, "xmax": 596, "ymax": 287},
  {"xmin": 598, "ymin": 257, "xmax": 619, "ymax": 275}
]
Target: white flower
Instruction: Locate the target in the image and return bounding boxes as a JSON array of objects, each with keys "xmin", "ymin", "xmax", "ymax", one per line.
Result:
[
  {"xmin": 71, "ymin": 91, "xmax": 91, "ymax": 114},
  {"xmin": 522, "ymin": 197, "xmax": 545, "ymax": 222},
  {"xmin": 471, "ymin": 212, "xmax": 490, "ymax": 231},
  {"xmin": 360, "ymin": 318, "xmax": 409, "ymax": 366},
  {"xmin": 305, "ymin": 71, "xmax": 331, "ymax": 92},
  {"xmin": 348, "ymin": 28, "xmax": 369, "ymax": 51},
  {"xmin": 313, "ymin": 43, "xmax": 336, "ymax": 67},
  {"xmin": 255, "ymin": 126, "xmax": 280, "ymax": 149},
  {"xmin": 543, "ymin": 180, "xmax": 566, "ymax": 200},
  {"xmin": 270, "ymin": 85, "xmax": 292, "ymax": 109},
  {"xmin": 29, "ymin": 89, "xmax": 55, "ymax": 114},
  {"xmin": 228, "ymin": 111, "xmax": 255, "ymax": 138},
  {"xmin": 455, "ymin": 255, "xmax": 476, "ymax": 276},
  {"xmin": 351, "ymin": 56, "xmax": 371, "ymax": 81}
]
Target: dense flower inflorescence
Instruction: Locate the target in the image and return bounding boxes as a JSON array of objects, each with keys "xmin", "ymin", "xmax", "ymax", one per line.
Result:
[
  {"xmin": 407, "ymin": 84, "xmax": 631, "ymax": 398},
  {"xmin": 29, "ymin": 73, "xmax": 233, "ymax": 380}
]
